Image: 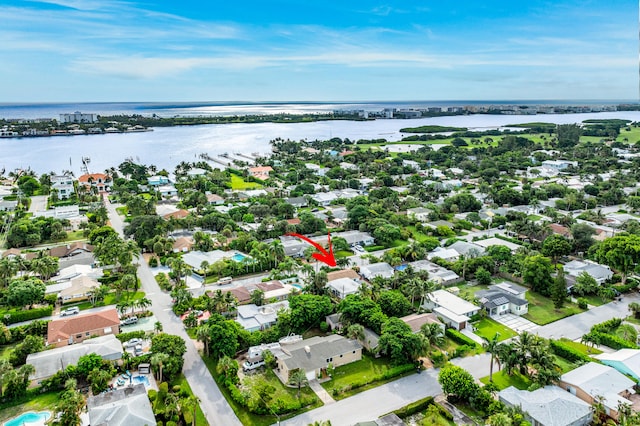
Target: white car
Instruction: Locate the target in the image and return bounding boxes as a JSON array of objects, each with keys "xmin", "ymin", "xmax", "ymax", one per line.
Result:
[
  {"xmin": 124, "ymin": 338, "xmax": 142, "ymax": 348},
  {"xmin": 242, "ymin": 359, "xmax": 265, "ymax": 372},
  {"xmin": 60, "ymin": 307, "xmax": 80, "ymax": 316}
]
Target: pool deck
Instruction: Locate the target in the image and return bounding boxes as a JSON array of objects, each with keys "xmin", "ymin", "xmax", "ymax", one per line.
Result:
[
  {"xmin": 3, "ymin": 411, "xmax": 51, "ymax": 426},
  {"xmin": 110, "ymin": 369, "xmax": 158, "ymax": 392}
]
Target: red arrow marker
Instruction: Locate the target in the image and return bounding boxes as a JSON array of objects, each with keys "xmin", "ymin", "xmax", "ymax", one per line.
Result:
[{"xmin": 286, "ymin": 232, "xmax": 337, "ymax": 267}]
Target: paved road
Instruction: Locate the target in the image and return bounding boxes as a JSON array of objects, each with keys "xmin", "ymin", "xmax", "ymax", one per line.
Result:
[
  {"xmin": 535, "ymin": 292, "xmax": 640, "ymax": 341},
  {"xmin": 281, "ymin": 369, "xmax": 442, "ymax": 426},
  {"xmin": 105, "ymin": 198, "xmax": 242, "ymax": 426}
]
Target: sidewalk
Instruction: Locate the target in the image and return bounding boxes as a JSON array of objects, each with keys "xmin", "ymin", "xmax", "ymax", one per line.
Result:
[{"xmin": 308, "ymin": 379, "xmax": 335, "ymax": 405}]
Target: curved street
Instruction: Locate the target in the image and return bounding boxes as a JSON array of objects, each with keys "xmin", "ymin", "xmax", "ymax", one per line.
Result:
[{"xmin": 105, "ymin": 197, "xmax": 242, "ymax": 426}]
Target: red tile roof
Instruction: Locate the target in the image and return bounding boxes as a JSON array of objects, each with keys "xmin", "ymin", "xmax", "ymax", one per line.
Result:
[
  {"xmin": 78, "ymin": 173, "xmax": 109, "ymax": 183},
  {"xmin": 47, "ymin": 308, "xmax": 120, "ymax": 345}
]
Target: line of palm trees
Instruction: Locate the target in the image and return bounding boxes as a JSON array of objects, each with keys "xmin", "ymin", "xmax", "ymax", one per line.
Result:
[
  {"xmin": 0, "ymin": 254, "xmax": 59, "ymax": 286},
  {"xmin": 483, "ymin": 331, "xmax": 559, "ymax": 387},
  {"xmin": 116, "ymin": 297, "xmax": 152, "ymax": 316}
]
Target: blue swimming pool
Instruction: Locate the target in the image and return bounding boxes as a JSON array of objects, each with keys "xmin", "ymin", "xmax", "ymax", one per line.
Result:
[
  {"xmin": 292, "ymin": 283, "xmax": 302, "ymax": 290},
  {"xmin": 232, "ymin": 253, "xmax": 247, "ymax": 262},
  {"xmin": 4, "ymin": 411, "xmax": 51, "ymax": 426},
  {"xmin": 395, "ymin": 264, "xmax": 408, "ymax": 271},
  {"xmin": 132, "ymin": 375, "xmax": 150, "ymax": 386}
]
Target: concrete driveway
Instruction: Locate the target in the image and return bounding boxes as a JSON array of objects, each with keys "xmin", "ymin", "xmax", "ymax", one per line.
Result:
[
  {"xmin": 492, "ymin": 313, "xmax": 539, "ymax": 333},
  {"xmin": 28, "ymin": 195, "xmax": 48, "ymax": 213}
]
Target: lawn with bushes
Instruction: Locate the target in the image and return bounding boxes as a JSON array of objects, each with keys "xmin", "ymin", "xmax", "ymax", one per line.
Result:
[
  {"xmin": 523, "ymin": 292, "xmax": 583, "ymax": 325},
  {"xmin": 230, "ymin": 175, "xmax": 262, "ymax": 190},
  {"xmin": 479, "ymin": 370, "xmax": 532, "ymax": 390},
  {"xmin": 321, "ymin": 354, "xmax": 414, "ymax": 400},
  {"xmin": 170, "ymin": 374, "xmax": 209, "ymax": 426}
]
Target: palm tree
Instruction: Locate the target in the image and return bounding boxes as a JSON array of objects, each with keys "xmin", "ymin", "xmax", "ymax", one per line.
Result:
[
  {"xmin": 196, "ymin": 323, "xmax": 211, "ymax": 356},
  {"xmin": 137, "ymin": 297, "xmax": 152, "ymax": 314},
  {"xmin": 288, "ymin": 369, "xmax": 309, "ymax": 399},
  {"xmin": 346, "ymin": 324, "xmax": 365, "ymax": 341},
  {"xmin": 483, "ymin": 333, "xmax": 501, "ymax": 382},
  {"xmin": 200, "ymin": 260, "xmax": 209, "ymax": 284},
  {"xmin": 617, "ymin": 324, "xmax": 638, "ymax": 343},
  {"xmin": 180, "ymin": 395, "xmax": 201, "ymax": 426},
  {"xmin": 629, "ymin": 302, "xmax": 640, "ymax": 319},
  {"xmin": 420, "ymin": 323, "xmax": 445, "ymax": 348},
  {"xmin": 154, "ymin": 321, "xmax": 163, "ymax": 334},
  {"xmin": 0, "ymin": 359, "xmax": 12, "ymax": 397},
  {"xmin": 0, "ymin": 258, "xmax": 19, "ymax": 286},
  {"xmin": 150, "ymin": 352, "xmax": 170, "ymax": 382}
]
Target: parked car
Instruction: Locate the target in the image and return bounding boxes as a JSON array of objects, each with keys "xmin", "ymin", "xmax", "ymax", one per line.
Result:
[
  {"xmin": 353, "ymin": 245, "xmax": 365, "ymax": 253},
  {"xmin": 124, "ymin": 338, "xmax": 142, "ymax": 348},
  {"xmin": 60, "ymin": 307, "xmax": 80, "ymax": 316},
  {"xmin": 242, "ymin": 359, "xmax": 265, "ymax": 372},
  {"xmin": 120, "ymin": 316, "xmax": 138, "ymax": 326},
  {"xmin": 134, "ymin": 344, "xmax": 143, "ymax": 356}
]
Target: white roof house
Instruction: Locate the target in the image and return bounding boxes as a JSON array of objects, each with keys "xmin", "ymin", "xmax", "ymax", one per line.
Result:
[
  {"xmin": 235, "ymin": 301, "xmax": 289, "ymax": 332},
  {"xmin": 563, "ymin": 260, "xmax": 613, "ymax": 284},
  {"xmin": 423, "ymin": 289, "xmax": 479, "ymax": 330},
  {"xmin": 595, "ymin": 349, "xmax": 640, "ymax": 381},
  {"xmin": 559, "ymin": 362, "xmax": 636, "ymax": 419},
  {"xmin": 27, "ymin": 335, "xmax": 123, "ymax": 382},
  {"xmin": 473, "ymin": 237, "xmax": 522, "ymax": 252},
  {"xmin": 499, "ymin": 386, "xmax": 592, "ymax": 426},
  {"xmin": 407, "ymin": 260, "xmax": 460, "ymax": 285},
  {"xmin": 427, "ymin": 247, "xmax": 460, "ymax": 262},
  {"xmin": 360, "ymin": 262, "xmax": 395, "ymax": 280},
  {"xmin": 327, "ymin": 278, "xmax": 360, "ymax": 300},
  {"xmin": 87, "ymin": 383, "xmax": 156, "ymax": 426}
]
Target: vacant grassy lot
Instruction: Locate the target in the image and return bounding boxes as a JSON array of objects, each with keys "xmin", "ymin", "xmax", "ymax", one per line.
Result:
[
  {"xmin": 321, "ymin": 354, "xmax": 412, "ymax": 400},
  {"xmin": 523, "ymin": 292, "xmax": 583, "ymax": 325},
  {"xmin": 230, "ymin": 174, "xmax": 262, "ymax": 190},
  {"xmin": 74, "ymin": 290, "xmax": 145, "ymax": 311},
  {"xmin": 473, "ymin": 318, "xmax": 517, "ymax": 342},
  {"xmin": 457, "ymin": 284, "xmax": 488, "ymax": 302},
  {"xmin": 480, "ymin": 370, "xmax": 532, "ymax": 390},
  {"xmin": 557, "ymin": 338, "xmax": 602, "ymax": 356},
  {"xmin": 170, "ymin": 374, "xmax": 209, "ymax": 426}
]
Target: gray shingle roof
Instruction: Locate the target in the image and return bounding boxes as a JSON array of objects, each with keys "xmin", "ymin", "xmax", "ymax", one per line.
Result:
[
  {"xmin": 499, "ymin": 386, "xmax": 592, "ymax": 426},
  {"xmin": 279, "ymin": 335, "xmax": 362, "ymax": 372}
]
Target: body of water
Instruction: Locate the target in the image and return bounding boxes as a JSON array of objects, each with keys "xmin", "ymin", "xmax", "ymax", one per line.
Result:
[
  {"xmin": 2, "ymin": 105, "xmax": 640, "ymax": 175},
  {"xmin": 3, "ymin": 411, "xmax": 51, "ymax": 426}
]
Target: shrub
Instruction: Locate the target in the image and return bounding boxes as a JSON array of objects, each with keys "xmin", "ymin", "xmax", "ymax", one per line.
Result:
[
  {"xmin": 591, "ymin": 318, "xmax": 622, "ymax": 334},
  {"xmin": 116, "ymin": 330, "xmax": 146, "ymax": 342},
  {"xmin": 319, "ymin": 321, "xmax": 329, "ymax": 333},
  {"xmin": 590, "ymin": 331, "xmax": 637, "ymax": 350},
  {"xmin": 445, "ymin": 328, "xmax": 478, "ymax": 347},
  {"xmin": 577, "ymin": 298, "xmax": 588, "ymax": 309},
  {"xmin": 549, "ymin": 340, "xmax": 593, "ymax": 363},
  {"xmin": 393, "ymin": 396, "xmax": 435, "ymax": 418},
  {"xmin": 453, "ymin": 344, "xmax": 474, "ymax": 359},
  {"xmin": 148, "ymin": 257, "xmax": 158, "ymax": 267},
  {"xmin": 1, "ymin": 306, "xmax": 53, "ymax": 325}
]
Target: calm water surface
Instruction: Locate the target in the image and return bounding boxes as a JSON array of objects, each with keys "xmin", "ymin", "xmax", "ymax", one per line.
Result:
[{"xmin": 2, "ymin": 111, "xmax": 640, "ymax": 174}]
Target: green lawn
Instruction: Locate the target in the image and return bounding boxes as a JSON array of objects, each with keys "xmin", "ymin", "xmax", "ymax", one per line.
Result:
[
  {"xmin": 0, "ymin": 344, "xmax": 13, "ymax": 361},
  {"xmin": 554, "ymin": 355, "xmax": 579, "ymax": 374},
  {"xmin": 473, "ymin": 318, "xmax": 517, "ymax": 342},
  {"xmin": 480, "ymin": 370, "xmax": 532, "ymax": 390},
  {"xmin": 390, "ymin": 239, "xmax": 409, "ymax": 248},
  {"xmin": 0, "ymin": 390, "xmax": 59, "ymax": 424},
  {"xmin": 230, "ymin": 174, "xmax": 262, "ymax": 190},
  {"xmin": 523, "ymin": 292, "xmax": 583, "ymax": 325},
  {"xmin": 74, "ymin": 290, "xmax": 145, "ymax": 310},
  {"xmin": 170, "ymin": 374, "xmax": 209, "ymax": 425},
  {"xmin": 527, "ymin": 214, "xmax": 542, "ymax": 221},
  {"xmin": 321, "ymin": 354, "xmax": 414, "ymax": 400},
  {"xmin": 334, "ymin": 250, "xmax": 353, "ymax": 258},
  {"xmin": 116, "ymin": 206, "xmax": 128, "ymax": 216},
  {"xmin": 579, "ymin": 294, "xmax": 606, "ymax": 307},
  {"xmin": 625, "ymin": 315, "xmax": 640, "ymax": 326},
  {"xmin": 406, "ymin": 226, "xmax": 432, "ymax": 243},
  {"xmin": 457, "ymin": 284, "xmax": 487, "ymax": 302},
  {"xmin": 202, "ymin": 357, "xmax": 320, "ymax": 426},
  {"xmin": 556, "ymin": 338, "xmax": 602, "ymax": 356}
]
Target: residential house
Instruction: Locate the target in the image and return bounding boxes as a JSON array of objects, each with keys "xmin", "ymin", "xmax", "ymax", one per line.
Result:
[
  {"xmin": 499, "ymin": 386, "xmax": 592, "ymax": 426},
  {"xmin": 558, "ymin": 362, "xmax": 638, "ymax": 422},
  {"xmin": 549, "ymin": 223, "xmax": 572, "ymax": 238},
  {"xmin": 235, "ymin": 301, "xmax": 289, "ymax": 332},
  {"xmin": 423, "ymin": 289, "xmax": 480, "ymax": 330},
  {"xmin": 172, "ymin": 236, "xmax": 194, "ymax": 253},
  {"xmin": 327, "ymin": 278, "xmax": 360, "ymax": 300},
  {"xmin": 327, "ymin": 269, "xmax": 361, "ymax": 282},
  {"xmin": 58, "ymin": 275, "xmax": 100, "ymax": 303},
  {"xmin": 48, "ymin": 242, "xmax": 94, "ymax": 259},
  {"xmin": 78, "ymin": 173, "xmax": 111, "ymax": 192},
  {"xmin": 595, "ymin": 349, "xmax": 640, "ymax": 381},
  {"xmin": 87, "ymin": 383, "xmax": 156, "ymax": 426},
  {"xmin": 275, "ymin": 335, "xmax": 363, "ymax": 381},
  {"xmin": 162, "ymin": 209, "xmax": 189, "ymax": 220},
  {"xmin": 285, "ymin": 197, "xmax": 308, "ymax": 208},
  {"xmin": 206, "ymin": 193, "xmax": 225, "ymax": 205},
  {"xmin": 473, "ymin": 237, "xmax": 521, "ymax": 253},
  {"xmin": 51, "ymin": 175, "xmax": 75, "ymax": 199},
  {"xmin": 157, "ymin": 184, "xmax": 178, "ymax": 197},
  {"xmin": 222, "ymin": 287, "xmax": 251, "ymax": 305},
  {"xmin": 360, "ymin": 262, "xmax": 395, "ymax": 281},
  {"xmin": 407, "ymin": 260, "xmax": 461, "ymax": 285},
  {"xmin": 360, "ymin": 327, "xmax": 381, "ymax": 354},
  {"xmin": 332, "ymin": 230, "xmax": 375, "ymax": 247},
  {"xmin": 448, "ymin": 241, "xmax": 485, "ymax": 258},
  {"xmin": 563, "ymin": 260, "xmax": 613, "ymax": 286},
  {"xmin": 0, "ymin": 198, "xmax": 17, "ymax": 212},
  {"xmin": 325, "ymin": 313, "xmax": 343, "ymax": 331},
  {"xmin": 406, "ymin": 207, "xmax": 432, "ymax": 222},
  {"xmin": 247, "ymin": 166, "xmax": 273, "ymax": 180},
  {"xmin": 253, "ymin": 280, "xmax": 296, "ymax": 301},
  {"xmin": 280, "ymin": 236, "xmax": 309, "ymax": 258},
  {"xmin": 542, "ymin": 160, "xmax": 578, "ymax": 171},
  {"xmin": 477, "ymin": 285, "xmax": 529, "ymax": 317},
  {"xmin": 147, "ymin": 175, "xmax": 170, "ymax": 186},
  {"xmin": 340, "ymin": 162, "xmax": 359, "ymax": 171},
  {"xmin": 47, "ymin": 308, "xmax": 120, "ymax": 348},
  {"xmin": 400, "ymin": 313, "xmax": 443, "ymax": 334},
  {"xmin": 427, "ymin": 246, "xmax": 461, "ymax": 262},
  {"xmin": 182, "ymin": 250, "xmax": 237, "ymax": 269},
  {"xmin": 27, "ymin": 334, "xmax": 122, "ymax": 383},
  {"xmin": 305, "ymin": 163, "xmax": 325, "ymax": 176}
]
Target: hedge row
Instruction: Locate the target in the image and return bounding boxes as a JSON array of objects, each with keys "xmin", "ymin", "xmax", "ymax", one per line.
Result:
[
  {"xmin": 446, "ymin": 328, "xmax": 479, "ymax": 347},
  {"xmin": 591, "ymin": 318, "xmax": 622, "ymax": 334},
  {"xmin": 1, "ymin": 306, "xmax": 53, "ymax": 325},
  {"xmin": 392, "ymin": 396, "xmax": 453, "ymax": 421},
  {"xmin": 590, "ymin": 331, "xmax": 638, "ymax": 350},
  {"xmin": 116, "ymin": 330, "xmax": 146, "ymax": 342},
  {"xmin": 5, "ymin": 320, "xmax": 49, "ymax": 344},
  {"xmin": 549, "ymin": 340, "xmax": 594, "ymax": 363}
]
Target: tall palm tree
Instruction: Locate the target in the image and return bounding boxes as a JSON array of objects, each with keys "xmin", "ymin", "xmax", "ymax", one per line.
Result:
[
  {"xmin": 150, "ymin": 353, "xmax": 170, "ymax": 382},
  {"xmin": 0, "ymin": 359, "xmax": 12, "ymax": 397},
  {"xmin": 483, "ymin": 333, "xmax": 501, "ymax": 382},
  {"xmin": 137, "ymin": 297, "xmax": 152, "ymax": 314},
  {"xmin": 420, "ymin": 323, "xmax": 445, "ymax": 348},
  {"xmin": 288, "ymin": 369, "xmax": 309, "ymax": 399},
  {"xmin": 196, "ymin": 323, "xmax": 211, "ymax": 356}
]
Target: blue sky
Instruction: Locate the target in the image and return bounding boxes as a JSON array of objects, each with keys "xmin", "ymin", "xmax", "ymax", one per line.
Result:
[{"xmin": 0, "ymin": 0, "xmax": 637, "ymax": 102}]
